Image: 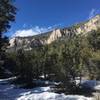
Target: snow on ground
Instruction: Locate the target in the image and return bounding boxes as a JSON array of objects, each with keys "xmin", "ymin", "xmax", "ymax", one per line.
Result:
[
  {"xmin": 76, "ymin": 79, "xmax": 100, "ymax": 91},
  {"xmin": 0, "ymin": 78, "xmax": 93, "ymax": 100}
]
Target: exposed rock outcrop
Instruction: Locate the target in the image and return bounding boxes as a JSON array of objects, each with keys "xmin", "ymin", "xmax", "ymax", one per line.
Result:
[{"xmin": 8, "ymin": 14, "xmax": 100, "ymax": 51}]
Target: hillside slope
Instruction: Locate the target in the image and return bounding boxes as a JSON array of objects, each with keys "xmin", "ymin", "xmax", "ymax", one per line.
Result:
[{"xmin": 8, "ymin": 14, "xmax": 100, "ymax": 51}]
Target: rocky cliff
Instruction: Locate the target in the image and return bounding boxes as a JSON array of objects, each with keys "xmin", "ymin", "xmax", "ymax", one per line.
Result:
[{"xmin": 8, "ymin": 14, "xmax": 100, "ymax": 51}]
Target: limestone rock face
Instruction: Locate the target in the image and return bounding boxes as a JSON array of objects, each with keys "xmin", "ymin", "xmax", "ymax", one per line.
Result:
[
  {"xmin": 46, "ymin": 29, "xmax": 62, "ymax": 44},
  {"xmin": 8, "ymin": 15, "xmax": 100, "ymax": 51},
  {"xmin": 8, "ymin": 37, "xmax": 44, "ymax": 51},
  {"xmin": 76, "ymin": 15, "xmax": 100, "ymax": 34},
  {"xmin": 9, "ymin": 38, "xmax": 16, "ymax": 47}
]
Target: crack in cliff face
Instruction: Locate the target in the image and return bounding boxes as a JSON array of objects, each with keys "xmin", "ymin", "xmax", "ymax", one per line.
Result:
[{"xmin": 8, "ymin": 15, "xmax": 100, "ymax": 51}]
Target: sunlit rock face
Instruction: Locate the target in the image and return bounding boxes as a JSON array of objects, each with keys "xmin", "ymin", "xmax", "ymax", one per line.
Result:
[
  {"xmin": 8, "ymin": 37, "xmax": 44, "ymax": 51},
  {"xmin": 8, "ymin": 15, "xmax": 100, "ymax": 51},
  {"xmin": 46, "ymin": 29, "xmax": 62, "ymax": 44},
  {"xmin": 76, "ymin": 15, "xmax": 100, "ymax": 35},
  {"xmin": 9, "ymin": 38, "xmax": 16, "ymax": 47},
  {"xmin": 46, "ymin": 15, "xmax": 100, "ymax": 44}
]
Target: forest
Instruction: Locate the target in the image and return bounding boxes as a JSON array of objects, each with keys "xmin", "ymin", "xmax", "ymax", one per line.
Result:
[{"xmin": 0, "ymin": 0, "xmax": 100, "ymax": 99}]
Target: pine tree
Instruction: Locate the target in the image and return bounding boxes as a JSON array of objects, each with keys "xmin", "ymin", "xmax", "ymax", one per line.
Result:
[{"xmin": 0, "ymin": 0, "xmax": 16, "ymax": 78}]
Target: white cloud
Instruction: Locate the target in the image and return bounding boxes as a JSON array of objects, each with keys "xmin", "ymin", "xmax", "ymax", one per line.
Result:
[
  {"xmin": 12, "ymin": 26, "xmax": 53, "ymax": 37},
  {"xmin": 12, "ymin": 29, "xmax": 38, "ymax": 37},
  {"xmin": 12, "ymin": 24, "xmax": 63, "ymax": 37},
  {"xmin": 88, "ymin": 8, "xmax": 99, "ymax": 19}
]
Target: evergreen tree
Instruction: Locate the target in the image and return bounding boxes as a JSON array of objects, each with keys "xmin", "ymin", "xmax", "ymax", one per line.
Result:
[
  {"xmin": 16, "ymin": 49, "xmax": 34, "ymax": 87},
  {"xmin": 0, "ymin": 0, "xmax": 16, "ymax": 78}
]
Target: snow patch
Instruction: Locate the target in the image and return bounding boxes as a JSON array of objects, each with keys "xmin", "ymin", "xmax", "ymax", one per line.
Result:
[{"xmin": 0, "ymin": 78, "xmax": 93, "ymax": 100}]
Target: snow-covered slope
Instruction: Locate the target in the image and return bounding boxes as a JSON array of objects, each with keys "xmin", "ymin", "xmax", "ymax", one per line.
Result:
[{"xmin": 0, "ymin": 78, "xmax": 93, "ymax": 100}]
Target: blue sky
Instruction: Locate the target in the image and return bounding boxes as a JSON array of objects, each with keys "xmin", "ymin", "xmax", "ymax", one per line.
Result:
[{"xmin": 6, "ymin": 0, "xmax": 100, "ymax": 37}]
